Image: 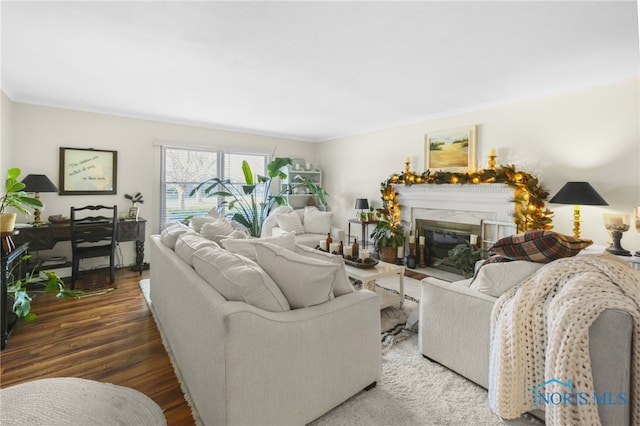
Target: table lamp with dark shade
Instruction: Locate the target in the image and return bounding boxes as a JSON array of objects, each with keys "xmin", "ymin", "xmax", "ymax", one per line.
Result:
[
  {"xmin": 549, "ymin": 181, "xmax": 608, "ymax": 239},
  {"xmin": 22, "ymin": 174, "xmax": 58, "ymax": 226},
  {"xmin": 355, "ymin": 198, "xmax": 369, "ymax": 221}
]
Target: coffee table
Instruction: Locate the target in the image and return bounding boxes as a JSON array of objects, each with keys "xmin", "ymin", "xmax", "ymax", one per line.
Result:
[{"xmin": 344, "ymin": 260, "xmax": 404, "ymax": 309}]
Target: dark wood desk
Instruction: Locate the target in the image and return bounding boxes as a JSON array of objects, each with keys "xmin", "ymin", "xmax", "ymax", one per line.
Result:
[
  {"xmin": 12, "ymin": 219, "xmax": 146, "ymax": 273},
  {"xmin": 2, "ymin": 243, "xmax": 28, "ymax": 349}
]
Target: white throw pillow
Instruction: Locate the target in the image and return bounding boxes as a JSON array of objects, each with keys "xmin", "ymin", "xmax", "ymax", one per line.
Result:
[
  {"xmin": 191, "ymin": 215, "xmax": 219, "ymax": 233},
  {"xmin": 221, "ymin": 232, "xmax": 296, "ymax": 262},
  {"xmin": 261, "ymin": 205, "xmax": 294, "ymax": 237},
  {"xmin": 294, "ymin": 243, "xmax": 354, "ymax": 297},
  {"xmin": 303, "ymin": 206, "xmax": 333, "ymax": 235},
  {"xmin": 193, "ymin": 246, "xmax": 290, "ymax": 312},
  {"xmin": 470, "ymin": 260, "xmax": 544, "ymax": 297},
  {"xmin": 160, "ymin": 223, "xmax": 193, "ymax": 249},
  {"xmin": 255, "ymin": 242, "xmax": 337, "ymax": 309},
  {"xmin": 175, "ymin": 233, "xmax": 220, "ymax": 266},
  {"xmin": 275, "ymin": 211, "xmax": 305, "ymax": 235},
  {"xmin": 200, "ymin": 218, "xmax": 236, "ymax": 241}
]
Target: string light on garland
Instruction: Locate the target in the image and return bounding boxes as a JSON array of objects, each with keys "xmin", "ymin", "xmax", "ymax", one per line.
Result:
[{"xmin": 378, "ymin": 161, "xmax": 554, "ymax": 232}]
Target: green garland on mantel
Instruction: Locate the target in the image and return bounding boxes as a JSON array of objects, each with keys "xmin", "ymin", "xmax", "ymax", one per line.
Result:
[{"xmin": 379, "ymin": 164, "xmax": 554, "ymax": 232}]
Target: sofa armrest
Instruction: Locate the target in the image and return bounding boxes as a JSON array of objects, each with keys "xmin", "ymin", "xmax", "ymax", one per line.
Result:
[{"xmin": 419, "ymin": 277, "xmax": 497, "ymax": 388}]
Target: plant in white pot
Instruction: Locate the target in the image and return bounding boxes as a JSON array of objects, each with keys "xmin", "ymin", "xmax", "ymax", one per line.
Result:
[{"xmin": 0, "ymin": 168, "xmax": 44, "ymax": 232}]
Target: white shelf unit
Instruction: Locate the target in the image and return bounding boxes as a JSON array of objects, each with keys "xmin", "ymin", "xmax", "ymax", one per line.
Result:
[{"xmin": 283, "ymin": 165, "xmax": 323, "ymax": 210}]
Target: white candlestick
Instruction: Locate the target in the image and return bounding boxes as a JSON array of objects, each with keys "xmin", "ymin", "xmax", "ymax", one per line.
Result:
[
  {"xmin": 419, "ymin": 236, "xmax": 425, "ymax": 245},
  {"xmin": 344, "ymin": 245, "xmax": 352, "ymax": 256},
  {"xmin": 488, "ymin": 147, "xmax": 497, "ymax": 156},
  {"xmin": 330, "ymin": 243, "xmax": 340, "ymax": 253},
  {"xmin": 409, "ymin": 235, "xmax": 416, "ymax": 244},
  {"xmin": 360, "ymin": 249, "xmax": 370, "ymax": 259},
  {"xmin": 319, "ymin": 240, "xmax": 327, "ymax": 251},
  {"xmin": 397, "ymin": 246, "xmax": 404, "ymax": 258},
  {"xmin": 470, "ymin": 234, "xmax": 478, "ymax": 245}
]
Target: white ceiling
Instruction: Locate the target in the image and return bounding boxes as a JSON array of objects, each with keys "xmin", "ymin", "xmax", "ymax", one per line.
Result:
[{"xmin": 1, "ymin": 1, "xmax": 638, "ymax": 142}]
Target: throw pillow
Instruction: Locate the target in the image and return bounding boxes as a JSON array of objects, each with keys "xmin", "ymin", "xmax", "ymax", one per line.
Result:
[
  {"xmin": 191, "ymin": 215, "xmax": 219, "ymax": 233},
  {"xmin": 200, "ymin": 218, "xmax": 236, "ymax": 241},
  {"xmin": 490, "ymin": 230, "xmax": 593, "ymax": 263},
  {"xmin": 255, "ymin": 242, "xmax": 337, "ymax": 309},
  {"xmin": 294, "ymin": 243, "xmax": 354, "ymax": 297},
  {"xmin": 192, "ymin": 246, "xmax": 290, "ymax": 312},
  {"xmin": 175, "ymin": 233, "xmax": 220, "ymax": 266},
  {"xmin": 275, "ymin": 211, "xmax": 305, "ymax": 235},
  {"xmin": 220, "ymin": 232, "xmax": 296, "ymax": 262},
  {"xmin": 160, "ymin": 223, "xmax": 193, "ymax": 249},
  {"xmin": 303, "ymin": 206, "xmax": 333, "ymax": 234},
  {"xmin": 470, "ymin": 260, "xmax": 544, "ymax": 297},
  {"xmin": 261, "ymin": 205, "xmax": 294, "ymax": 237}
]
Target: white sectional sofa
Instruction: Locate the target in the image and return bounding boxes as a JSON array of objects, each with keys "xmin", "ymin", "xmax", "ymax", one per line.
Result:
[
  {"xmin": 261, "ymin": 205, "xmax": 345, "ymax": 248},
  {"xmin": 149, "ymin": 225, "xmax": 381, "ymax": 425}
]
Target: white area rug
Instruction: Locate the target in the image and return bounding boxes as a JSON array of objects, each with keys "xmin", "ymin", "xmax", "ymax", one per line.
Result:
[
  {"xmin": 0, "ymin": 377, "xmax": 166, "ymax": 426},
  {"xmin": 140, "ymin": 278, "xmax": 151, "ymax": 305},
  {"xmin": 311, "ymin": 334, "xmax": 542, "ymax": 426}
]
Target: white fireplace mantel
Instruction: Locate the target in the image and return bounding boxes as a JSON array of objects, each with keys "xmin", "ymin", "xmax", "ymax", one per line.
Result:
[{"xmin": 394, "ymin": 184, "xmax": 515, "ymax": 227}]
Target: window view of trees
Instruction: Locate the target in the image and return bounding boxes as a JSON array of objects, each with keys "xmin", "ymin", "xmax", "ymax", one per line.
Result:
[{"xmin": 160, "ymin": 147, "xmax": 267, "ymax": 226}]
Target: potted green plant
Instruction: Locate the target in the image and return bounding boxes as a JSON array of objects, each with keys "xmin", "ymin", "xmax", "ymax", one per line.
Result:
[
  {"xmin": 7, "ymin": 254, "xmax": 83, "ymax": 322},
  {"xmin": 370, "ymin": 219, "xmax": 405, "ymax": 263},
  {"xmin": 436, "ymin": 241, "xmax": 489, "ymax": 278},
  {"xmin": 0, "ymin": 168, "xmax": 44, "ymax": 232}
]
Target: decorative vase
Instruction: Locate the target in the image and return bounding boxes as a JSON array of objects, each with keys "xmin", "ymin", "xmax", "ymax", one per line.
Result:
[
  {"xmin": 0, "ymin": 213, "xmax": 17, "ymax": 232},
  {"xmin": 368, "ymin": 212, "xmax": 375, "ymax": 222},
  {"xmin": 379, "ymin": 246, "xmax": 397, "ymax": 263}
]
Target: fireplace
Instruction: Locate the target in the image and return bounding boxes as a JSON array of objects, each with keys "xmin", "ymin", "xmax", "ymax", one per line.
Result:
[
  {"xmin": 416, "ymin": 219, "xmax": 481, "ymax": 274},
  {"xmin": 394, "ymin": 184, "xmax": 515, "ymax": 277}
]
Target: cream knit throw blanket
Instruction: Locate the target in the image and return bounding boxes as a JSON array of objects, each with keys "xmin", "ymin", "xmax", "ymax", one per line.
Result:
[{"xmin": 488, "ymin": 254, "xmax": 640, "ymax": 425}]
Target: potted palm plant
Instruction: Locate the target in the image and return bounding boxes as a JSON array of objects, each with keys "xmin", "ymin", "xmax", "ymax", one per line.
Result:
[{"xmin": 1, "ymin": 168, "xmax": 44, "ymax": 232}]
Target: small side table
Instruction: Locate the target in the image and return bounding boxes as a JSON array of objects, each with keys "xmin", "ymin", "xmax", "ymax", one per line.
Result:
[{"xmin": 348, "ymin": 219, "xmax": 378, "ymax": 248}]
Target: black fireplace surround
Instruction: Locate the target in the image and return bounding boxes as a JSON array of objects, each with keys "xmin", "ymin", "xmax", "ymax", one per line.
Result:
[{"xmin": 415, "ymin": 219, "xmax": 481, "ymax": 274}]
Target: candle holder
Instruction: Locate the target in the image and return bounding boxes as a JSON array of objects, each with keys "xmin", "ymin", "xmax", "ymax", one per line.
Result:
[
  {"xmin": 487, "ymin": 155, "xmax": 497, "ymax": 170},
  {"xmin": 604, "ymin": 214, "xmax": 631, "ymax": 256},
  {"xmin": 418, "ymin": 243, "xmax": 426, "ymax": 268},
  {"xmin": 406, "ymin": 242, "xmax": 417, "ymax": 269}
]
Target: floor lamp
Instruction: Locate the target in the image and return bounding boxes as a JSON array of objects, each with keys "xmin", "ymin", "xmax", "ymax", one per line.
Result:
[
  {"xmin": 22, "ymin": 174, "xmax": 59, "ymax": 226},
  {"xmin": 549, "ymin": 181, "xmax": 608, "ymax": 239}
]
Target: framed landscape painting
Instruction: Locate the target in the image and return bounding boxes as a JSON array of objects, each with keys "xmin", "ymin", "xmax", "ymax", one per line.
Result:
[{"xmin": 424, "ymin": 125, "xmax": 477, "ymax": 173}]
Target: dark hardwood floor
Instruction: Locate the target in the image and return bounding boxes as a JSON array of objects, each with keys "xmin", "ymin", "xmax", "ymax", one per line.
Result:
[{"xmin": 0, "ymin": 268, "xmax": 195, "ymax": 425}]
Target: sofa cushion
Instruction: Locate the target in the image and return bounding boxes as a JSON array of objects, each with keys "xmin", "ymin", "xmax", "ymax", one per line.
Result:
[
  {"xmin": 190, "ymin": 215, "xmax": 220, "ymax": 233},
  {"xmin": 160, "ymin": 223, "xmax": 193, "ymax": 249},
  {"xmin": 192, "ymin": 246, "xmax": 290, "ymax": 312},
  {"xmin": 470, "ymin": 260, "xmax": 544, "ymax": 297},
  {"xmin": 294, "ymin": 243, "xmax": 354, "ymax": 297},
  {"xmin": 255, "ymin": 242, "xmax": 337, "ymax": 309},
  {"xmin": 303, "ymin": 206, "xmax": 333, "ymax": 234},
  {"xmin": 175, "ymin": 233, "xmax": 220, "ymax": 266},
  {"xmin": 261, "ymin": 205, "xmax": 294, "ymax": 237},
  {"xmin": 221, "ymin": 232, "xmax": 296, "ymax": 262},
  {"xmin": 276, "ymin": 211, "xmax": 305, "ymax": 235},
  {"xmin": 200, "ymin": 217, "xmax": 235, "ymax": 237},
  {"xmin": 490, "ymin": 230, "xmax": 593, "ymax": 263}
]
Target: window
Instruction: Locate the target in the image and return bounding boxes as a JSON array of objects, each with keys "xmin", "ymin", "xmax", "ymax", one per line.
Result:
[{"xmin": 160, "ymin": 146, "xmax": 268, "ymax": 228}]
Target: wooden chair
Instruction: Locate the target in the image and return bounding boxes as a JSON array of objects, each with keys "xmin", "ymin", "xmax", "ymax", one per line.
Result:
[{"xmin": 70, "ymin": 205, "xmax": 117, "ymax": 289}]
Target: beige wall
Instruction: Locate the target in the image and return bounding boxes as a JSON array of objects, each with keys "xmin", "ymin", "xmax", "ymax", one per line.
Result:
[
  {"xmin": 318, "ymin": 79, "xmax": 640, "ymax": 250},
  {"xmin": 1, "ymin": 100, "xmax": 316, "ymax": 265},
  {"xmin": 2, "ymin": 78, "xmax": 639, "ymax": 266}
]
